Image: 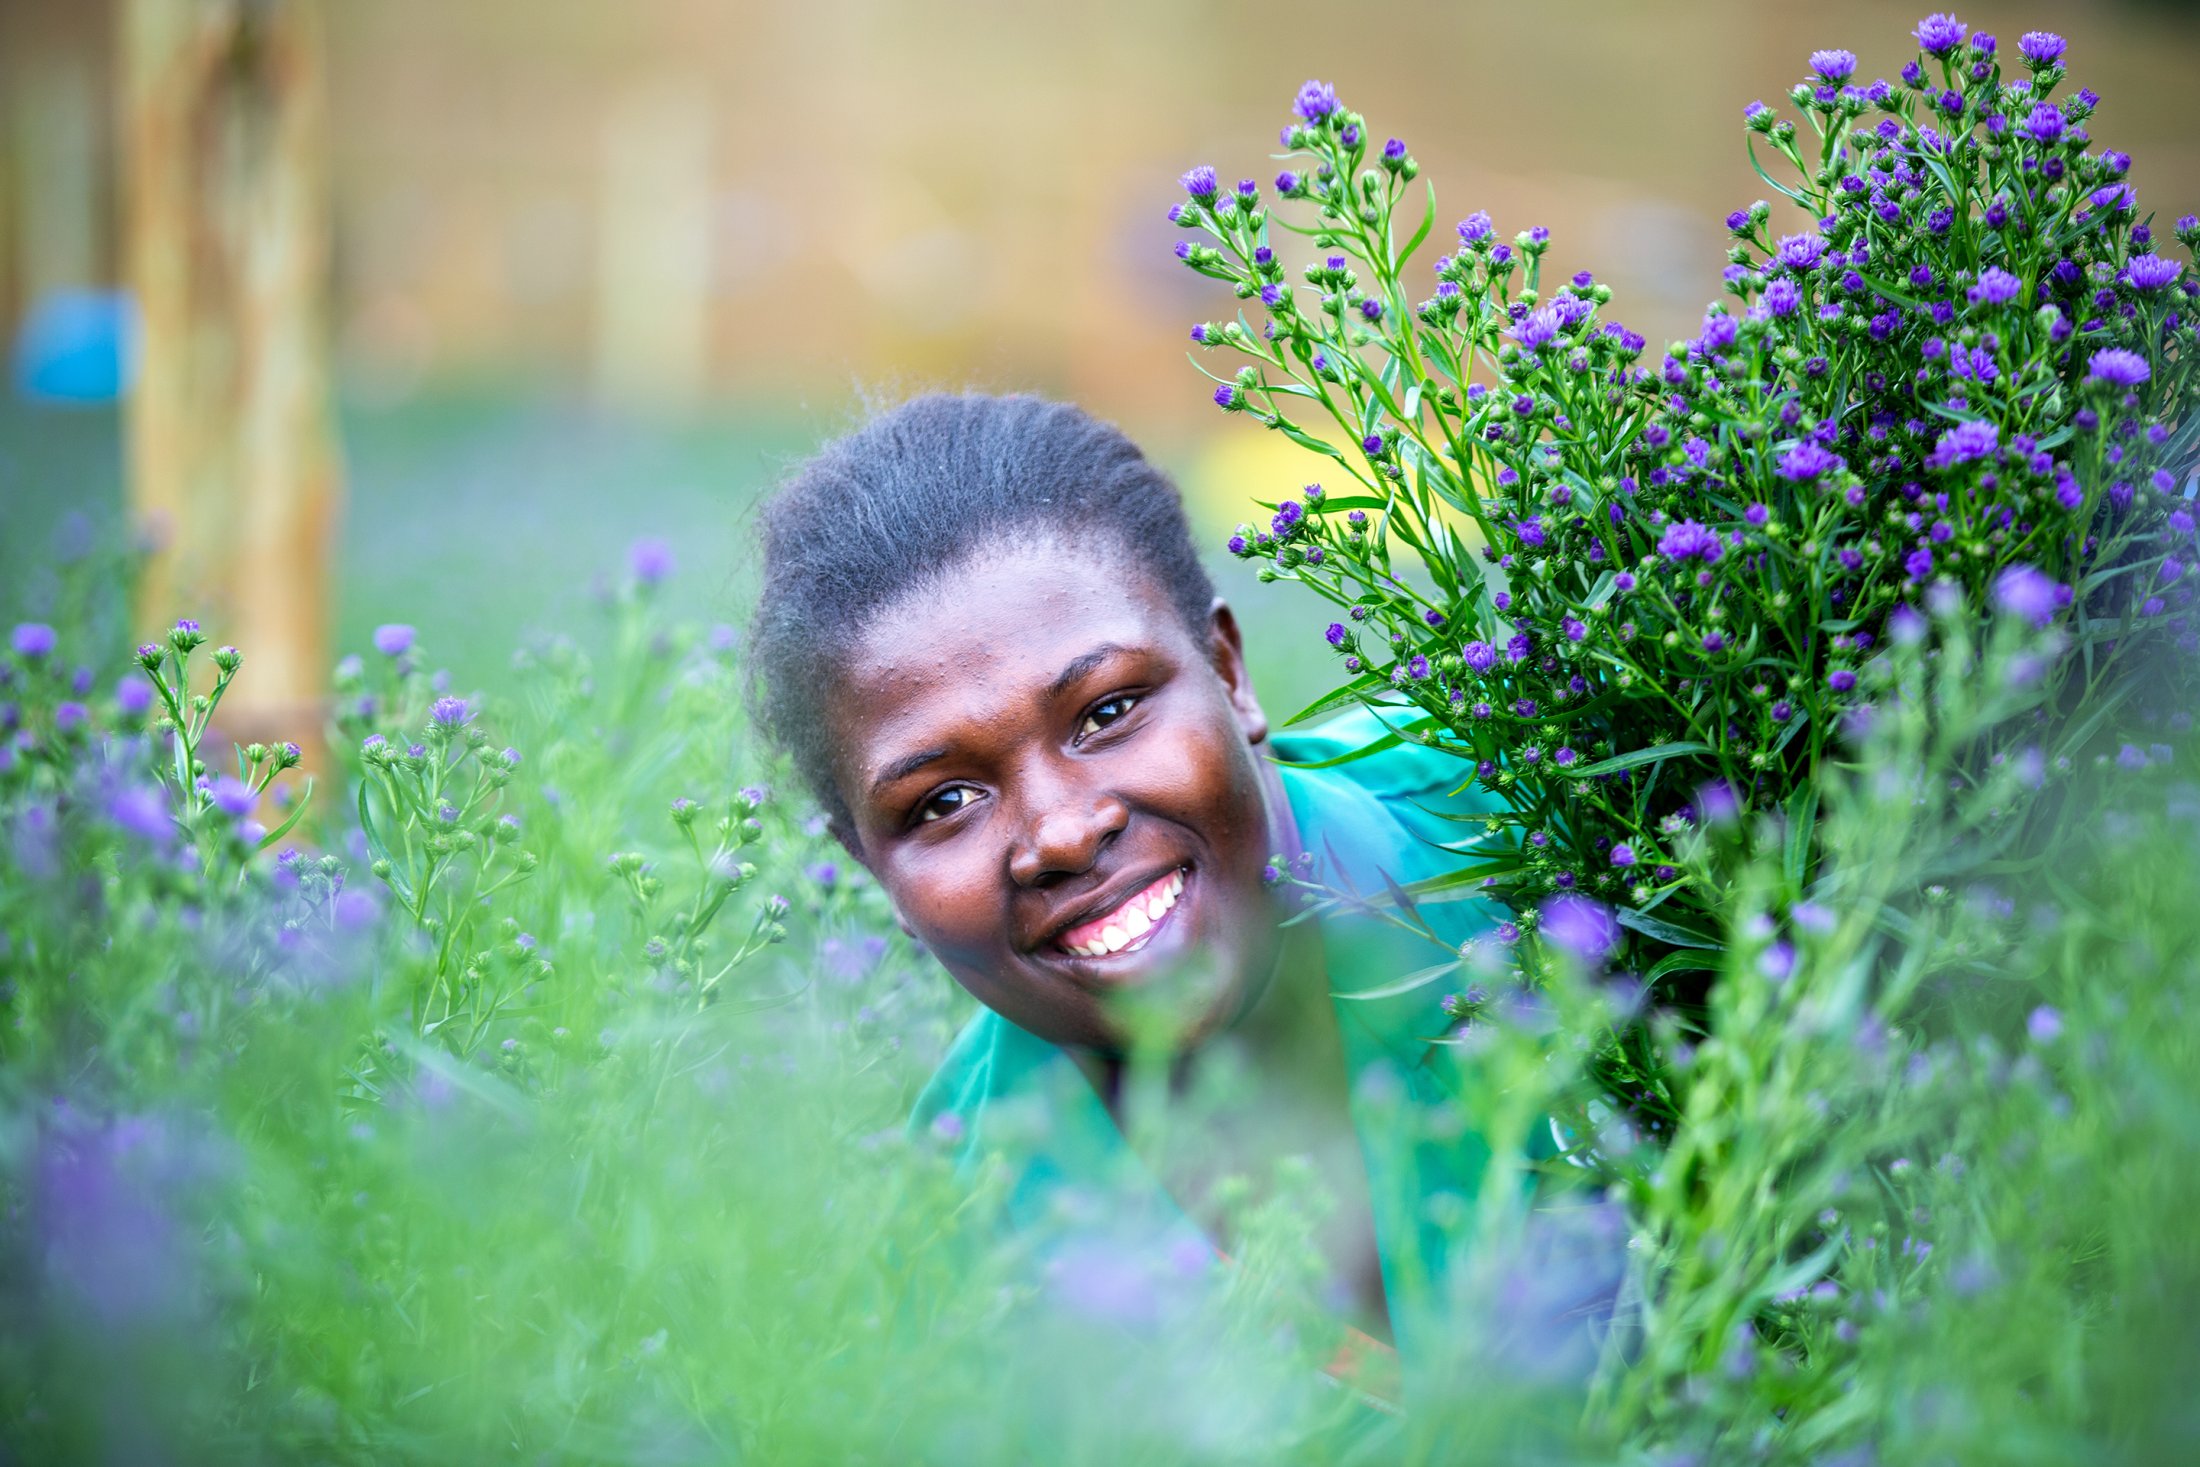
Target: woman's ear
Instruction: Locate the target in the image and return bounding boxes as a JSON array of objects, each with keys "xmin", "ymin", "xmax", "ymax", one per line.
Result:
[{"xmin": 1206, "ymin": 598, "xmax": 1270, "ymax": 746}]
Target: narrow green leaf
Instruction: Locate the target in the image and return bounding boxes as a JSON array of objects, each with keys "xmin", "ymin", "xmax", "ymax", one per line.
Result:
[
  {"xmin": 1785, "ymin": 784, "xmax": 1820, "ymax": 894},
  {"xmin": 1397, "ymin": 182, "xmax": 1437, "ymax": 269},
  {"xmin": 1334, "ymin": 958, "xmax": 1458, "ymax": 1003},
  {"xmin": 1279, "ymin": 674, "xmax": 1387, "ymax": 728},
  {"xmin": 1564, "ymin": 741, "xmax": 1716, "ymax": 778},
  {"xmin": 255, "ymin": 777, "xmax": 316, "ymax": 852},
  {"xmin": 1645, "ymin": 948, "xmax": 1723, "ymax": 984},
  {"xmin": 1615, "ymin": 907, "xmax": 1722, "ymax": 949},
  {"xmin": 1269, "ymin": 731, "xmax": 1407, "ymax": 770}
]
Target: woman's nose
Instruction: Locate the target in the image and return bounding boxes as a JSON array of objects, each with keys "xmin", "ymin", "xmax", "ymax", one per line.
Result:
[{"xmin": 1007, "ymin": 784, "xmax": 1129, "ymax": 888}]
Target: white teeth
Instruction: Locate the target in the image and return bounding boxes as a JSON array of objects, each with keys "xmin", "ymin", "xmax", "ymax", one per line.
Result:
[{"xmin": 1059, "ymin": 868, "xmax": 1188, "ymax": 958}]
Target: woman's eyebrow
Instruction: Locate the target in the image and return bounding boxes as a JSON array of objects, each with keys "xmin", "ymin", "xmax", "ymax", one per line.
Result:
[
  {"xmin": 1045, "ymin": 643, "xmax": 1133, "ymax": 702},
  {"xmin": 869, "ymin": 746, "xmax": 947, "ymax": 800}
]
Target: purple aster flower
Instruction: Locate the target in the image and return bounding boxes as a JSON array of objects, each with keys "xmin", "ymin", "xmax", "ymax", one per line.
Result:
[
  {"xmin": 1764, "ymin": 277, "xmax": 1801, "ymax": 317},
  {"xmin": 1462, "ymin": 640, "xmax": 1497, "ymax": 673},
  {"xmin": 1659, "ymin": 519, "xmax": 1724, "ymax": 563},
  {"xmin": 1511, "ymin": 306, "xmax": 1561, "ymax": 351},
  {"xmin": 1214, "ymin": 384, "xmax": 1240, "ymax": 410},
  {"xmin": 2087, "ymin": 348, "xmax": 2150, "ymax": 386},
  {"xmin": 1928, "ymin": 420, "xmax": 1999, "ymax": 467},
  {"xmin": 2019, "ymin": 30, "xmax": 2065, "ymax": 65},
  {"xmin": 1829, "ymin": 668, "xmax": 1858, "ymax": 693},
  {"xmin": 1968, "ymin": 267, "xmax": 2021, "ymax": 306},
  {"xmin": 2091, "ymin": 183, "xmax": 2135, "ymax": 214},
  {"xmin": 1382, "ymin": 138, "xmax": 1408, "ymax": 163},
  {"xmin": 11, "ymin": 623, "xmax": 56, "ymax": 659},
  {"xmin": 1906, "ymin": 547, "xmax": 1936, "ymax": 580},
  {"xmin": 1456, "ymin": 210, "xmax": 1493, "ymax": 246},
  {"xmin": 53, "ymin": 701, "xmax": 87, "ymax": 733},
  {"xmin": 1293, "ymin": 80, "xmax": 1339, "ymax": 121},
  {"xmin": 208, "ymin": 776, "xmax": 257, "ymax": 819},
  {"xmin": 1359, "ymin": 298, "xmax": 1383, "ymax": 322},
  {"xmin": 1180, "ymin": 165, "xmax": 1218, "ymax": 200},
  {"xmin": 430, "ymin": 695, "xmax": 473, "ymax": 729},
  {"xmin": 1274, "ymin": 169, "xmax": 1300, "ymax": 195},
  {"xmin": 1811, "ymin": 49, "xmax": 1857, "ymax": 83},
  {"xmin": 1778, "ymin": 442, "xmax": 1842, "ymax": 481},
  {"xmin": 628, "ymin": 537, "xmax": 675, "ymax": 586},
  {"xmin": 1540, "ymin": 894, "xmax": 1620, "ymax": 966},
  {"xmin": 1325, "ymin": 623, "xmax": 1347, "ymax": 647},
  {"xmin": 2117, "ymin": 743, "xmax": 2150, "ymax": 771},
  {"xmin": 115, "ymin": 676, "xmax": 154, "ymax": 717},
  {"xmin": 1610, "ymin": 843, "xmax": 1637, "ymax": 867},
  {"xmin": 2027, "ymin": 1004, "xmax": 2064, "ymax": 1042},
  {"xmin": 372, "ymin": 623, "xmax": 415, "ymax": 657},
  {"xmin": 1225, "ymin": 534, "xmax": 1247, "ymax": 555},
  {"xmin": 1406, "ymin": 654, "xmax": 1430, "ymax": 680},
  {"xmin": 1914, "ymin": 12, "xmax": 1967, "ymax": 55},
  {"xmin": 1745, "ymin": 502, "xmax": 1770, "ymax": 526},
  {"xmin": 1777, "ymin": 233, "xmax": 1826, "ymax": 271},
  {"xmin": 2022, "ymin": 102, "xmax": 2064, "ymax": 146},
  {"xmin": 2128, "ymin": 254, "xmax": 2184, "ymax": 291},
  {"xmin": 1992, "ymin": 563, "xmax": 2058, "ymax": 628},
  {"xmin": 1271, "ymin": 500, "xmax": 1303, "ymax": 535}
]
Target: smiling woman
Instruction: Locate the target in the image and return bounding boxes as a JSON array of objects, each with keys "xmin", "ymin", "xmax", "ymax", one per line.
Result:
[{"xmin": 747, "ymin": 393, "xmax": 1557, "ymax": 1408}]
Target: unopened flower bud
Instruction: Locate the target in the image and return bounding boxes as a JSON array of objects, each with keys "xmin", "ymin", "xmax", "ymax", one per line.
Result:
[{"xmin": 212, "ymin": 645, "xmax": 243, "ymax": 673}]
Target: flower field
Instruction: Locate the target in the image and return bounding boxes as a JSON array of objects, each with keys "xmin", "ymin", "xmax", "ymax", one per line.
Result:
[{"xmin": 5, "ymin": 11, "xmax": 2200, "ymax": 1464}]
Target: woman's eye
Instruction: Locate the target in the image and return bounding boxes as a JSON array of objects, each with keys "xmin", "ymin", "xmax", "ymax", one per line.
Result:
[
  {"xmin": 1078, "ymin": 695, "xmax": 1139, "ymax": 741},
  {"xmin": 916, "ymin": 786, "xmax": 976, "ymax": 824}
]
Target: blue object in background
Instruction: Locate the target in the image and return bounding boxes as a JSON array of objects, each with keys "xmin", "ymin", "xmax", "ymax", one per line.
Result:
[{"xmin": 11, "ymin": 288, "xmax": 138, "ymax": 404}]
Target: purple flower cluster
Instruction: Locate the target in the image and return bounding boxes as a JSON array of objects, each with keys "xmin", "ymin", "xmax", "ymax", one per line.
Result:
[{"xmin": 1172, "ymin": 17, "xmax": 2199, "ymax": 1019}]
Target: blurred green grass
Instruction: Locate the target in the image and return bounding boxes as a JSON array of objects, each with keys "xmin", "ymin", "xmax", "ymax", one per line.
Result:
[{"xmin": 0, "ymin": 395, "xmax": 1336, "ymax": 717}]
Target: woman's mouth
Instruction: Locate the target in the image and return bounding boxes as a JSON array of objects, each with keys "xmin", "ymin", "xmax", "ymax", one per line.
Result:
[{"xmin": 1053, "ymin": 867, "xmax": 1187, "ymax": 959}]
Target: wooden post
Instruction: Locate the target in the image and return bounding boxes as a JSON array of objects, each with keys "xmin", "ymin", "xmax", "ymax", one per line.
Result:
[{"xmin": 121, "ymin": 0, "xmax": 340, "ymax": 768}]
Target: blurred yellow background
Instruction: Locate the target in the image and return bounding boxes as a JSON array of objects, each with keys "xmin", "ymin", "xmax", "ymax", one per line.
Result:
[{"xmin": 4, "ymin": 0, "xmax": 2199, "ymax": 715}]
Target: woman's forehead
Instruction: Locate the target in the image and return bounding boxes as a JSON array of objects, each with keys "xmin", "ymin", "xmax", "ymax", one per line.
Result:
[{"xmin": 827, "ymin": 547, "xmax": 1194, "ymax": 766}]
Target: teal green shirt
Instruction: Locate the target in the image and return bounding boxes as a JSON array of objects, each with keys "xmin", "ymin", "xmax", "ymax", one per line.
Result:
[{"xmin": 909, "ymin": 705, "xmax": 1520, "ymax": 1399}]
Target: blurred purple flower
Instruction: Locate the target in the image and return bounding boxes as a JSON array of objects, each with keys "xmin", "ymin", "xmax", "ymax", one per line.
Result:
[
  {"xmin": 1992, "ymin": 564, "xmax": 2058, "ymax": 628},
  {"xmin": 11, "ymin": 622, "xmax": 56, "ymax": 659},
  {"xmin": 372, "ymin": 623, "xmax": 415, "ymax": 657},
  {"xmin": 208, "ymin": 776, "xmax": 257, "ymax": 819},
  {"xmin": 107, "ymin": 784, "xmax": 172, "ymax": 844},
  {"xmin": 628, "ymin": 536, "xmax": 676, "ymax": 585},
  {"xmin": 1540, "ymin": 894, "xmax": 1620, "ymax": 966}
]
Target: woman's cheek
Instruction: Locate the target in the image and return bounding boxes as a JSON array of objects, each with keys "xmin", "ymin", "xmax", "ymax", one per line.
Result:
[{"xmin": 888, "ymin": 844, "xmax": 1003, "ymax": 967}]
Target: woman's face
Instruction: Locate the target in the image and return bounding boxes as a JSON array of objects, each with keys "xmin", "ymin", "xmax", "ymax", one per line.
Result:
[{"xmin": 824, "ymin": 538, "xmax": 1286, "ymax": 1055}]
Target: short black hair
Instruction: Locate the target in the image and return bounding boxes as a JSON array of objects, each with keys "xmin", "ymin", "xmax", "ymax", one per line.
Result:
[{"xmin": 746, "ymin": 392, "xmax": 1217, "ymax": 833}]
